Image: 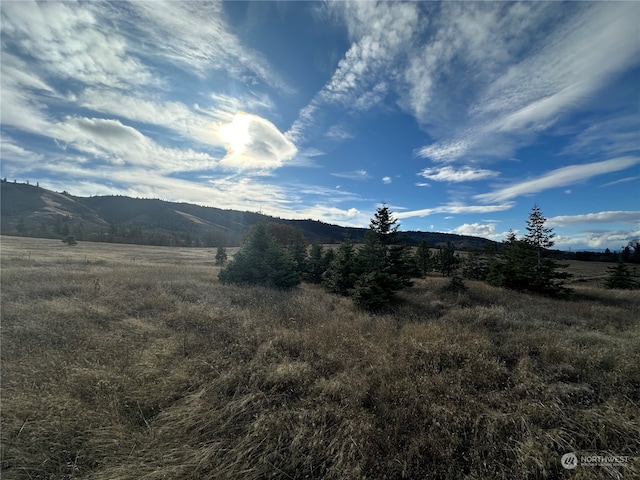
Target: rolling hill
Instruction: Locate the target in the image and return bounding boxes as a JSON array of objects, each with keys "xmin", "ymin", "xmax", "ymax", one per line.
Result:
[{"xmin": 1, "ymin": 181, "xmax": 495, "ymax": 249}]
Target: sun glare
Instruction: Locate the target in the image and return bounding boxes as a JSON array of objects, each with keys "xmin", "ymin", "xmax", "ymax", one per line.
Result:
[{"xmin": 219, "ymin": 112, "xmax": 252, "ymax": 153}]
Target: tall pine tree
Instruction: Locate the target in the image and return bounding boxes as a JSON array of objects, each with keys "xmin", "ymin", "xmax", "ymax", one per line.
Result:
[{"xmin": 351, "ymin": 205, "xmax": 414, "ymax": 310}]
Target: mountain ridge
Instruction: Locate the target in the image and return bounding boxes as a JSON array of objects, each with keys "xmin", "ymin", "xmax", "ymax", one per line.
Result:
[{"xmin": 0, "ymin": 181, "xmax": 495, "ymax": 249}]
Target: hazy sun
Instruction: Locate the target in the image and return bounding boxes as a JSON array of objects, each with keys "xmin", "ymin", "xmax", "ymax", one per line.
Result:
[{"xmin": 219, "ymin": 112, "xmax": 252, "ymax": 153}]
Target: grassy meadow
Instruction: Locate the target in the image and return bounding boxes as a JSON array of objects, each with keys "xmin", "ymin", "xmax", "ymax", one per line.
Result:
[{"xmin": 1, "ymin": 236, "xmax": 638, "ymax": 479}]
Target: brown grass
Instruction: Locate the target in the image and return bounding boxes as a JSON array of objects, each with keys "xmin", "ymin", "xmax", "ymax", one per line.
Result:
[{"xmin": 1, "ymin": 236, "xmax": 638, "ymax": 479}]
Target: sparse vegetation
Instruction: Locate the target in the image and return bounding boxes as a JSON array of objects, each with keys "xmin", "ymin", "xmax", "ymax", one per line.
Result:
[{"xmin": 2, "ymin": 236, "xmax": 639, "ymax": 480}]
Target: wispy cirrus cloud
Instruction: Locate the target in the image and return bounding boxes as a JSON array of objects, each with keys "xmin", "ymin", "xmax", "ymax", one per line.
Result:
[
  {"xmin": 287, "ymin": 1, "xmax": 421, "ymax": 143},
  {"xmin": 475, "ymin": 156, "xmax": 640, "ymax": 203},
  {"xmin": 331, "ymin": 169, "xmax": 370, "ymax": 181},
  {"xmin": 112, "ymin": 0, "xmax": 292, "ymax": 92},
  {"xmin": 419, "ymin": 165, "xmax": 499, "ymax": 183},
  {"xmin": 599, "ymin": 176, "xmax": 640, "ymax": 188},
  {"xmin": 409, "ymin": 2, "xmax": 640, "ymax": 163},
  {"xmin": 325, "ymin": 124, "xmax": 353, "ymax": 141},
  {"xmin": 0, "ymin": 136, "xmax": 44, "ymax": 166},
  {"xmin": 561, "ymin": 114, "xmax": 640, "ymax": 159},
  {"xmin": 1, "ymin": 1, "xmax": 155, "ymax": 89}
]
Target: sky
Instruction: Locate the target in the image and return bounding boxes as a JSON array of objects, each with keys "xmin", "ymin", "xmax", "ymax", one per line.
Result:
[{"xmin": 1, "ymin": 1, "xmax": 639, "ymax": 251}]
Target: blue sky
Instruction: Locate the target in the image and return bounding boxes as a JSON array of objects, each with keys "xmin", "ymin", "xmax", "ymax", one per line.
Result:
[{"xmin": 1, "ymin": 1, "xmax": 639, "ymax": 250}]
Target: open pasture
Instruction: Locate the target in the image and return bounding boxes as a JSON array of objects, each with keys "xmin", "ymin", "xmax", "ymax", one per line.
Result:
[{"xmin": 1, "ymin": 236, "xmax": 638, "ymax": 479}]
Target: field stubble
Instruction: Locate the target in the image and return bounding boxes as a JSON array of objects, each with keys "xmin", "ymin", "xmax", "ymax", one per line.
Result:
[{"xmin": 1, "ymin": 236, "xmax": 638, "ymax": 479}]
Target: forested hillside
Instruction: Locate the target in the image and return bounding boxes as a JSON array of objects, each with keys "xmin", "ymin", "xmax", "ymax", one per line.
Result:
[{"xmin": 1, "ymin": 181, "xmax": 493, "ymax": 249}]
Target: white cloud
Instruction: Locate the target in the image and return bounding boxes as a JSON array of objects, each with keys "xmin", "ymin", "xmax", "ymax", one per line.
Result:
[
  {"xmin": 0, "ymin": 52, "xmax": 57, "ymax": 133},
  {"xmin": 290, "ymin": 205, "xmax": 368, "ymax": 227},
  {"xmin": 415, "ymin": 141, "xmax": 472, "ymax": 163},
  {"xmin": 325, "ymin": 124, "xmax": 354, "ymax": 141},
  {"xmin": 419, "ymin": 165, "xmax": 499, "ymax": 183},
  {"xmin": 475, "ymin": 157, "xmax": 640, "ymax": 203},
  {"xmin": 451, "ymin": 222, "xmax": 510, "ymax": 240},
  {"xmin": 216, "ymin": 113, "xmax": 297, "ymax": 170},
  {"xmin": 53, "ymin": 117, "xmax": 218, "ymax": 173},
  {"xmin": 331, "ymin": 170, "xmax": 370, "ymax": 181},
  {"xmin": 79, "ymin": 89, "xmax": 218, "ymax": 144},
  {"xmin": 415, "ymin": 182, "xmax": 431, "ymax": 188},
  {"xmin": 555, "ymin": 230, "xmax": 640, "ymax": 249},
  {"xmin": 0, "ymin": 137, "xmax": 44, "ymax": 164},
  {"xmin": 208, "ymin": 92, "xmax": 275, "ymax": 117},
  {"xmin": 382, "ymin": 176, "xmax": 392, "ymax": 184},
  {"xmin": 396, "ymin": 203, "xmax": 514, "ymax": 219},
  {"xmin": 43, "ymin": 168, "xmax": 295, "ymax": 216},
  {"xmin": 547, "ymin": 211, "xmax": 640, "ymax": 227}
]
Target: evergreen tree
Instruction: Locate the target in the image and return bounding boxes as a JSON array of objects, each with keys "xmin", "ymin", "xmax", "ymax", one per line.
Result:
[
  {"xmin": 351, "ymin": 231, "xmax": 406, "ymax": 310},
  {"xmin": 218, "ymin": 223, "xmax": 300, "ymax": 289},
  {"xmin": 215, "ymin": 246, "xmax": 228, "ymax": 266},
  {"xmin": 369, "ymin": 203, "xmax": 399, "ymax": 245},
  {"xmin": 350, "ymin": 206, "xmax": 415, "ymax": 310},
  {"xmin": 323, "ymin": 236, "xmax": 358, "ymax": 295},
  {"xmin": 74, "ymin": 222, "xmax": 86, "ymax": 241},
  {"xmin": 387, "ymin": 239, "xmax": 417, "ymax": 286},
  {"xmin": 524, "ymin": 204, "xmax": 555, "ymax": 269},
  {"xmin": 604, "ymin": 262, "xmax": 639, "ymax": 289},
  {"xmin": 415, "ymin": 240, "xmax": 433, "ymax": 277},
  {"xmin": 62, "ymin": 235, "xmax": 77, "ymax": 246},
  {"xmin": 488, "ymin": 206, "xmax": 570, "ymax": 296},
  {"xmin": 289, "ymin": 229, "xmax": 308, "ymax": 275},
  {"xmin": 436, "ymin": 241, "xmax": 459, "ymax": 277},
  {"xmin": 323, "ymin": 248, "xmax": 335, "ymax": 270},
  {"xmin": 16, "ymin": 217, "xmax": 26, "ymax": 235},
  {"xmin": 488, "ymin": 239, "xmax": 539, "ymax": 291},
  {"xmin": 61, "ymin": 221, "xmax": 70, "ymax": 237},
  {"xmin": 305, "ymin": 243, "xmax": 326, "ymax": 283},
  {"xmin": 463, "ymin": 249, "xmax": 490, "ymax": 281}
]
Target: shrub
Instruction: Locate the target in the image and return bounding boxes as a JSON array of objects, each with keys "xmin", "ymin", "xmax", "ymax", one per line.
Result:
[
  {"xmin": 62, "ymin": 235, "xmax": 77, "ymax": 245},
  {"xmin": 442, "ymin": 275, "xmax": 468, "ymax": 293},
  {"xmin": 214, "ymin": 246, "xmax": 227, "ymax": 266}
]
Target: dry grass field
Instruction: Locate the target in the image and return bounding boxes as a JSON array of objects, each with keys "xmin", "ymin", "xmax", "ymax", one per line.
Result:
[{"xmin": 1, "ymin": 236, "xmax": 638, "ymax": 479}]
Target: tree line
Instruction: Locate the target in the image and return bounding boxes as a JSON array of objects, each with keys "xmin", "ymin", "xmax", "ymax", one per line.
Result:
[{"xmin": 218, "ymin": 204, "xmax": 638, "ymax": 310}]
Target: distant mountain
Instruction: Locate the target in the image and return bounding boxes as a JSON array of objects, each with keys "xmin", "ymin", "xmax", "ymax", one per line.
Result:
[{"xmin": 0, "ymin": 181, "xmax": 496, "ymax": 249}]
